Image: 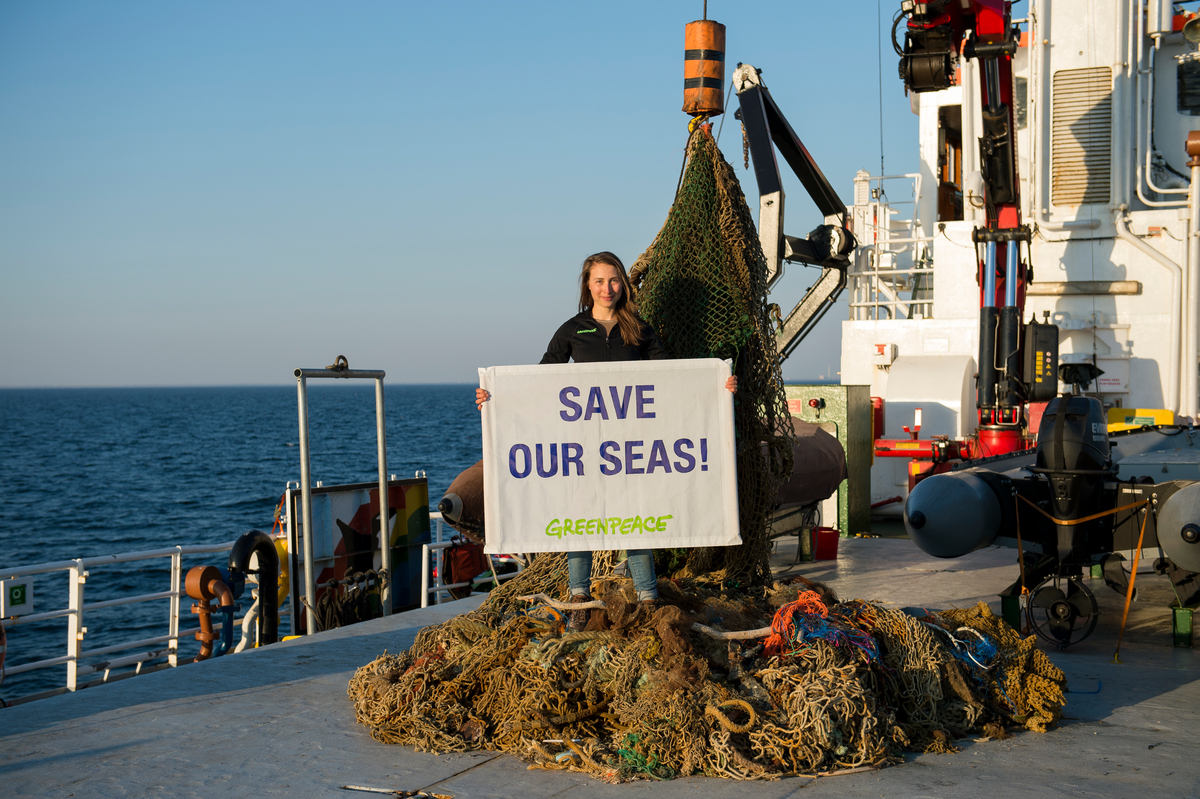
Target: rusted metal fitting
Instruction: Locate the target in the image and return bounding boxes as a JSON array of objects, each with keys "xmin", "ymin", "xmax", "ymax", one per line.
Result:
[
  {"xmin": 1187, "ymin": 131, "xmax": 1200, "ymax": 168},
  {"xmin": 185, "ymin": 565, "xmax": 223, "ymax": 600},
  {"xmin": 186, "ymin": 566, "xmax": 234, "ymax": 660}
]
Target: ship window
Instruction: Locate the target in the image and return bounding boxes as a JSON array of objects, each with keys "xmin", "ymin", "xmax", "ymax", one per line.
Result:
[
  {"xmin": 937, "ymin": 105, "xmax": 963, "ymax": 222},
  {"xmin": 1051, "ymin": 67, "xmax": 1112, "ymax": 206},
  {"xmin": 1178, "ymin": 59, "xmax": 1200, "ymax": 115}
]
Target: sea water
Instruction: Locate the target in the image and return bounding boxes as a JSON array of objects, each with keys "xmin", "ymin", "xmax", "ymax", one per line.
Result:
[{"xmin": 0, "ymin": 384, "xmax": 481, "ymax": 701}]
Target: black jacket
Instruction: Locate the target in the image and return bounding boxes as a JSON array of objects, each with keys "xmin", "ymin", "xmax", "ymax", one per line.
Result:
[{"xmin": 540, "ymin": 311, "xmax": 669, "ymax": 364}]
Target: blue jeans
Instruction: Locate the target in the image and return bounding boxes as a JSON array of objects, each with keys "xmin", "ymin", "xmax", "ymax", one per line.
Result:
[{"xmin": 568, "ymin": 549, "xmax": 658, "ymax": 601}]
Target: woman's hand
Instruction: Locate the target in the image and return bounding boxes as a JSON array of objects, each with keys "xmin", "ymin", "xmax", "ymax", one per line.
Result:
[
  {"xmin": 726, "ymin": 376, "xmax": 738, "ymax": 394},
  {"xmin": 476, "ymin": 388, "xmax": 491, "ymax": 409}
]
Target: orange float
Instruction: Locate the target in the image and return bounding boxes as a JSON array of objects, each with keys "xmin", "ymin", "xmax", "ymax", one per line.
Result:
[{"xmin": 683, "ymin": 19, "xmax": 725, "ymax": 116}]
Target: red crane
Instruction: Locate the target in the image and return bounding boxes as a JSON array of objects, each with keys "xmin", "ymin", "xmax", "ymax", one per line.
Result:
[{"xmin": 873, "ymin": 0, "xmax": 1059, "ymax": 486}]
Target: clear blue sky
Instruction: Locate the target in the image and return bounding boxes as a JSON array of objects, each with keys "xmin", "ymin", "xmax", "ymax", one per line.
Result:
[{"xmin": 1, "ymin": 1, "xmax": 922, "ymax": 387}]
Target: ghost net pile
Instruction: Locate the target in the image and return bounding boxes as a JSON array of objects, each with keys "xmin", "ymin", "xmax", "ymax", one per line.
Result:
[{"xmin": 349, "ymin": 580, "xmax": 1067, "ymax": 782}]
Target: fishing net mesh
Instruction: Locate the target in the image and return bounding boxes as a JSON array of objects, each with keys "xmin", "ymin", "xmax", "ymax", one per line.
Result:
[
  {"xmin": 630, "ymin": 127, "xmax": 794, "ymax": 583},
  {"xmin": 346, "ymin": 131, "xmax": 1068, "ymax": 781}
]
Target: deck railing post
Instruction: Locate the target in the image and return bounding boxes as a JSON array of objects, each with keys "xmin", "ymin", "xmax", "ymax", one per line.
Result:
[
  {"xmin": 66, "ymin": 559, "xmax": 85, "ymax": 691},
  {"xmin": 420, "ymin": 544, "xmax": 431, "ymax": 609},
  {"xmin": 296, "ymin": 374, "xmax": 318, "ymax": 635},
  {"xmin": 374, "ymin": 376, "xmax": 392, "ymax": 616},
  {"xmin": 168, "ymin": 547, "xmax": 182, "ymax": 667}
]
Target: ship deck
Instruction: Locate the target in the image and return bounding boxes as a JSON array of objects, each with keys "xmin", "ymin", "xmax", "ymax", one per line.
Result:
[{"xmin": 2, "ymin": 532, "xmax": 1197, "ymax": 798}]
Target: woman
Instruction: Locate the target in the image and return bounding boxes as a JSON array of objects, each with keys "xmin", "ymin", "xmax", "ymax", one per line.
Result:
[{"xmin": 477, "ymin": 251, "xmax": 735, "ymax": 629}]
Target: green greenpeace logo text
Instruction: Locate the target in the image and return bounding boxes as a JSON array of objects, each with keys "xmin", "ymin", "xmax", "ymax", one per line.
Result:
[{"xmin": 546, "ymin": 514, "xmax": 672, "ymax": 539}]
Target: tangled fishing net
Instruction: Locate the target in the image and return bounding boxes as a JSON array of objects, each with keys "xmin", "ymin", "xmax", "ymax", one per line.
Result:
[
  {"xmin": 349, "ymin": 578, "xmax": 1067, "ymax": 782},
  {"xmin": 347, "ymin": 130, "xmax": 1067, "ymax": 780}
]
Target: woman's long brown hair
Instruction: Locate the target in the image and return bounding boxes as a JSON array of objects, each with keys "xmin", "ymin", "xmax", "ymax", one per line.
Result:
[{"xmin": 577, "ymin": 251, "xmax": 644, "ymax": 346}]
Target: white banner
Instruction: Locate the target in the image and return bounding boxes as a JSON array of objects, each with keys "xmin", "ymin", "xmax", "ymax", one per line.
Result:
[{"xmin": 479, "ymin": 359, "xmax": 739, "ymax": 553}]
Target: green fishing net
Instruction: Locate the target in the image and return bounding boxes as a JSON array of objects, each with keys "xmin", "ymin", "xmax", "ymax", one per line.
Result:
[{"xmin": 630, "ymin": 127, "xmax": 795, "ymax": 583}]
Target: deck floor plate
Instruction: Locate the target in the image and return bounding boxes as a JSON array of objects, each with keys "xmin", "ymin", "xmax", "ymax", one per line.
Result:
[{"xmin": 1, "ymin": 538, "xmax": 1197, "ymax": 798}]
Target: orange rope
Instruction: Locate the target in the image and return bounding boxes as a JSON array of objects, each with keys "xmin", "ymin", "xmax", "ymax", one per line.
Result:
[
  {"xmin": 763, "ymin": 591, "xmax": 827, "ymax": 658},
  {"xmin": 1112, "ymin": 503, "xmax": 1151, "ymax": 664},
  {"xmin": 1012, "ymin": 494, "xmax": 1032, "ymax": 634},
  {"xmin": 1014, "ymin": 494, "xmax": 1151, "ymax": 646},
  {"xmin": 270, "ymin": 493, "xmax": 286, "ymax": 536},
  {"xmin": 1016, "ymin": 494, "xmax": 1147, "ymax": 527}
]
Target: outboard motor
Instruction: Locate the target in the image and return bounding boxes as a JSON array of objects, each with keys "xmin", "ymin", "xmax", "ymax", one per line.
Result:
[
  {"xmin": 1031, "ymin": 394, "xmax": 1112, "ymax": 566},
  {"xmin": 229, "ymin": 530, "xmax": 280, "ymax": 645}
]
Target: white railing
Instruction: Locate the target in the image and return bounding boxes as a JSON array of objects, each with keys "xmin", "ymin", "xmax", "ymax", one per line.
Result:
[
  {"xmin": 850, "ymin": 172, "xmax": 936, "ymax": 321},
  {"xmin": 420, "ymin": 512, "xmax": 526, "ymax": 607},
  {"xmin": 1, "ymin": 542, "xmax": 272, "ymax": 697},
  {"xmin": 1, "ymin": 509, "xmax": 486, "ymax": 700}
]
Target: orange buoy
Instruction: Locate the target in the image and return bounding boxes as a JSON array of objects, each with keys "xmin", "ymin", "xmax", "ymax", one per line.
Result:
[{"xmin": 683, "ymin": 19, "xmax": 725, "ymax": 116}]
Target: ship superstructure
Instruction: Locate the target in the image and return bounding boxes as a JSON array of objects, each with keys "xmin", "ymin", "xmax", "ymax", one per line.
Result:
[{"xmin": 845, "ymin": 0, "xmax": 1200, "ymax": 508}]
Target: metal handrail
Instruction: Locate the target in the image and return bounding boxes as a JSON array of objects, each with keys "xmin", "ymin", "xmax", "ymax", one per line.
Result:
[
  {"xmin": 849, "ymin": 170, "xmax": 934, "ymax": 321},
  {"xmin": 419, "ymin": 512, "xmax": 526, "ymax": 607},
  {"xmin": 0, "ymin": 540, "xmax": 261, "ymax": 695}
]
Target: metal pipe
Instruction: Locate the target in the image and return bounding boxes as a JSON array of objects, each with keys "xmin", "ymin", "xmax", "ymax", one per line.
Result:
[
  {"xmin": 192, "ymin": 597, "xmax": 217, "ymax": 661},
  {"xmin": 296, "ymin": 375, "xmax": 317, "ymax": 635},
  {"xmin": 80, "ymin": 544, "xmax": 234, "ymax": 567},
  {"xmin": 374, "ymin": 377, "xmax": 392, "ymax": 616},
  {"xmin": 1115, "ymin": 0, "xmax": 1130, "ymax": 204},
  {"xmin": 210, "ymin": 578, "xmax": 235, "ymax": 656},
  {"xmin": 1, "ymin": 607, "xmax": 75, "ymax": 626},
  {"xmin": 1143, "ymin": 38, "xmax": 1190, "ymax": 199},
  {"xmin": 229, "ymin": 530, "xmax": 279, "ymax": 645},
  {"xmin": 83, "ymin": 591, "xmax": 176, "ymax": 611},
  {"xmin": 983, "ymin": 241, "xmax": 998, "ymax": 307},
  {"xmin": 1, "ymin": 543, "xmax": 235, "ymax": 579},
  {"xmin": 284, "ymin": 485, "xmax": 298, "ymax": 637},
  {"xmin": 1188, "ymin": 159, "xmax": 1200, "ymax": 420},
  {"xmin": 1114, "ymin": 206, "xmax": 1181, "ymax": 413},
  {"xmin": 962, "ymin": 54, "xmax": 980, "ymax": 224},
  {"xmin": 983, "ymin": 58, "xmax": 1001, "ymax": 111},
  {"xmin": 2, "ymin": 655, "xmax": 72, "ymax": 676},
  {"xmin": 81, "ymin": 634, "xmax": 183, "ymax": 659},
  {"xmin": 293, "ymin": 368, "xmax": 385, "ymax": 379},
  {"xmin": 235, "ymin": 597, "xmax": 259, "ymax": 653},
  {"xmin": 1004, "ymin": 241, "xmax": 1018, "ymax": 307},
  {"xmin": 75, "ymin": 648, "xmax": 171, "ymax": 678}
]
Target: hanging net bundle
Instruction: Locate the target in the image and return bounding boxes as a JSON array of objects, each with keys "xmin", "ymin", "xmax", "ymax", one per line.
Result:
[
  {"xmin": 346, "ymin": 129, "xmax": 1067, "ymax": 781},
  {"xmin": 629, "ymin": 126, "xmax": 795, "ymax": 583}
]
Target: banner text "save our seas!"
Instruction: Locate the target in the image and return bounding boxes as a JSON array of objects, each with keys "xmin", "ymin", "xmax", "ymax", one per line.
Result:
[{"xmin": 506, "ymin": 384, "xmax": 709, "ymax": 478}]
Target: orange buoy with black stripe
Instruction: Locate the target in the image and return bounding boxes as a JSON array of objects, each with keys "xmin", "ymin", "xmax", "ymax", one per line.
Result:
[{"xmin": 683, "ymin": 19, "xmax": 725, "ymax": 116}]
